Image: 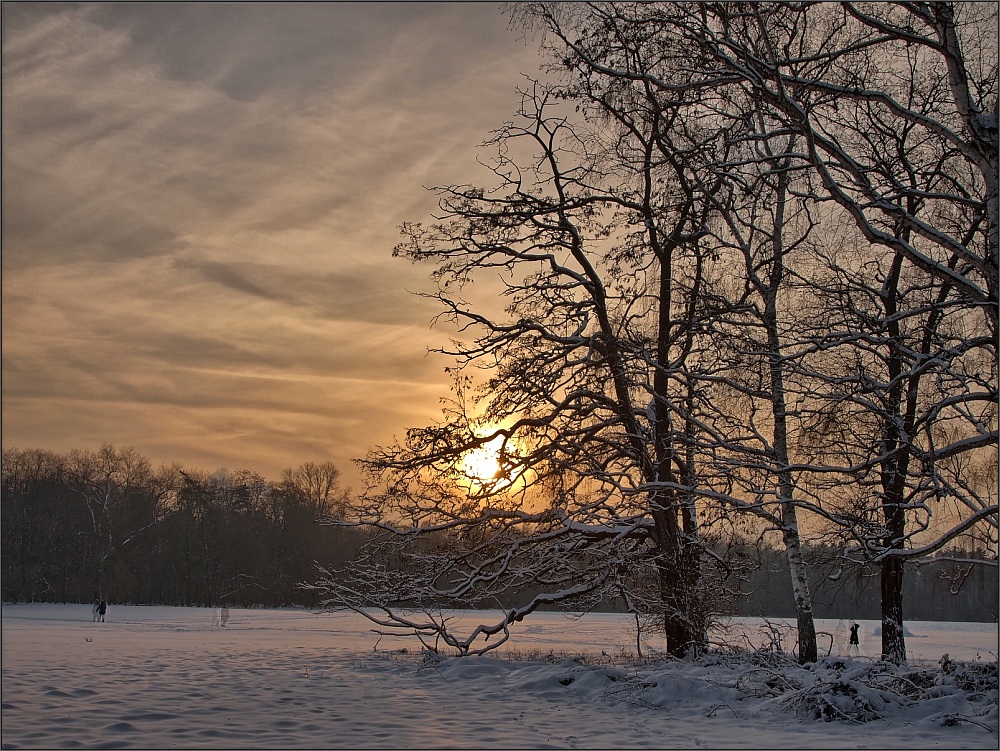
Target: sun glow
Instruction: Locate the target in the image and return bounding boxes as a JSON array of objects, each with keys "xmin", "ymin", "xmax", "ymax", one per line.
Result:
[{"xmin": 457, "ymin": 435, "xmax": 513, "ymax": 494}]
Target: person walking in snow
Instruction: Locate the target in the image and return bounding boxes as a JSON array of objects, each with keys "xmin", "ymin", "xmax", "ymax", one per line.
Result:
[
  {"xmin": 91, "ymin": 598, "xmax": 101, "ymax": 622},
  {"xmin": 98, "ymin": 599, "xmax": 107, "ymax": 623},
  {"xmin": 220, "ymin": 604, "xmax": 229, "ymax": 627},
  {"xmin": 848, "ymin": 622, "xmax": 860, "ymax": 656}
]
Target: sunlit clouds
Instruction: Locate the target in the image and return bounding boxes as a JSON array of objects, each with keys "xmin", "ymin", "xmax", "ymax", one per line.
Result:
[{"xmin": 2, "ymin": 3, "xmax": 544, "ymax": 485}]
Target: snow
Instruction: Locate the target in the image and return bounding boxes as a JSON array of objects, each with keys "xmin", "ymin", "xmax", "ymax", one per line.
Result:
[{"xmin": 1, "ymin": 604, "xmax": 996, "ymax": 749}]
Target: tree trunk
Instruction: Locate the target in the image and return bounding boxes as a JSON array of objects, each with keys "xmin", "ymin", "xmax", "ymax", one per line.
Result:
[
  {"xmin": 879, "ymin": 250, "xmax": 910, "ymax": 665},
  {"xmin": 782, "ymin": 522, "xmax": 818, "ymax": 663},
  {"xmin": 653, "ymin": 500, "xmax": 700, "ymax": 658},
  {"xmin": 765, "ymin": 155, "xmax": 818, "ymax": 663},
  {"xmin": 880, "ymin": 554, "xmax": 906, "ymax": 664}
]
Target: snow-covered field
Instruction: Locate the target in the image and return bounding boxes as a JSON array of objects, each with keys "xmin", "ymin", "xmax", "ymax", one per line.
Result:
[{"xmin": 1, "ymin": 604, "xmax": 996, "ymax": 749}]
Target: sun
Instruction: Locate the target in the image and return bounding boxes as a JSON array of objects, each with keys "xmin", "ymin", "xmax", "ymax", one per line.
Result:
[
  {"xmin": 457, "ymin": 436, "xmax": 510, "ymax": 493},
  {"xmin": 461, "ymin": 441, "xmax": 503, "ymax": 483}
]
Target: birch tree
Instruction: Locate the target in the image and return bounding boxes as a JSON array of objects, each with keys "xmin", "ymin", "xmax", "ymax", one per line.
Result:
[{"xmin": 516, "ymin": 1, "xmax": 832, "ymax": 665}]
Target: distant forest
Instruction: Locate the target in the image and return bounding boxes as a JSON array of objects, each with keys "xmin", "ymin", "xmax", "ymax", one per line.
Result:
[
  {"xmin": 2, "ymin": 446, "xmax": 995, "ymax": 622},
  {"xmin": 729, "ymin": 547, "xmax": 996, "ymax": 623},
  {"xmin": 1, "ymin": 446, "xmax": 364, "ymax": 608}
]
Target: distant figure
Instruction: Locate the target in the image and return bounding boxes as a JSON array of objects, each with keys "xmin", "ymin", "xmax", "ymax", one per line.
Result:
[
  {"xmin": 92, "ymin": 598, "xmax": 101, "ymax": 622},
  {"xmin": 848, "ymin": 622, "xmax": 860, "ymax": 656},
  {"xmin": 98, "ymin": 599, "xmax": 107, "ymax": 623},
  {"xmin": 220, "ymin": 604, "xmax": 229, "ymax": 627},
  {"xmin": 834, "ymin": 618, "xmax": 846, "ymax": 653}
]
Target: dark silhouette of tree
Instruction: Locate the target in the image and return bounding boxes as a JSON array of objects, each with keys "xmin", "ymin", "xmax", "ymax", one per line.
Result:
[{"xmin": 310, "ymin": 2, "xmax": 996, "ymax": 664}]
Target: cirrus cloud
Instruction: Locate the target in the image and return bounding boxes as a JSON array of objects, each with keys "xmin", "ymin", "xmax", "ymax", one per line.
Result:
[{"xmin": 2, "ymin": 2, "xmax": 545, "ymax": 485}]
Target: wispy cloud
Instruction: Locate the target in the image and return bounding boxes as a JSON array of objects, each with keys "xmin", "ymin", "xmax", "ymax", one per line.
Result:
[{"xmin": 2, "ymin": 2, "xmax": 543, "ymax": 483}]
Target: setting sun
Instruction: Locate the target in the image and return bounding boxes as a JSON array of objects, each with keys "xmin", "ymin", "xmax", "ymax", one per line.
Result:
[{"xmin": 457, "ymin": 435, "xmax": 511, "ymax": 493}]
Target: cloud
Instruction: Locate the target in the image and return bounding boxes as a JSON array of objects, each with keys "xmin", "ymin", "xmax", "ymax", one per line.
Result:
[
  {"xmin": 2, "ymin": 2, "xmax": 545, "ymax": 485},
  {"xmin": 182, "ymin": 259, "xmax": 440, "ymax": 325}
]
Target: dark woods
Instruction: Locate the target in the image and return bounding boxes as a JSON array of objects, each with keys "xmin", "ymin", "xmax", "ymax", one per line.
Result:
[
  {"xmin": 2, "ymin": 444, "xmax": 993, "ymax": 621},
  {"xmin": 732, "ymin": 545, "xmax": 996, "ymax": 623},
  {"xmin": 1, "ymin": 445, "xmax": 364, "ymax": 607}
]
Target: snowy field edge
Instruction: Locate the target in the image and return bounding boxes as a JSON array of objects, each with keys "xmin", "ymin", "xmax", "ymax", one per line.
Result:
[{"xmin": 2, "ymin": 604, "xmax": 996, "ymax": 750}]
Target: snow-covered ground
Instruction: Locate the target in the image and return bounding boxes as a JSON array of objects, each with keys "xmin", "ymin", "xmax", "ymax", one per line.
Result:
[{"xmin": 1, "ymin": 603, "xmax": 996, "ymax": 749}]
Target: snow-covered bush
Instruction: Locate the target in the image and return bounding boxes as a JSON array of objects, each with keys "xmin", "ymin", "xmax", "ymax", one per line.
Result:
[
  {"xmin": 938, "ymin": 654, "xmax": 999, "ymax": 699},
  {"xmin": 495, "ymin": 646, "xmax": 998, "ymax": 728}
]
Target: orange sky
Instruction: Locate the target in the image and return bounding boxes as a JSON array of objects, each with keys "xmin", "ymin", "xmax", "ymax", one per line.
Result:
[{"xmin": 2, "ymin": 3, "xmax": 547, "ymax": 489}]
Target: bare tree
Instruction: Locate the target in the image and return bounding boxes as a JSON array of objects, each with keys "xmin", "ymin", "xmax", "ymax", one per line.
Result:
[
  {"xmin": 65, "ymin": 444, "xmax": 176, "ymax": 596},
  {"xmin": 688, "ymin": 131, "xmax": 824, "ymax": 663},
  {"xmin": 521, "ymin": 2, "xmax": 833, "ymax": 664},
  {"xmin": 791, "ymin": 225, "xmax": 997, "ymax": 663},
  {"xmin": 687, "ymin": 1, "xmax": 997, "ymax": 326},
  {"xmin": 281, "ymin": 461, "xmax": 349, "ymax": 518},
  {"xmin": 516, "ymin": 0, "xmax": 998, "ymax": 665},
  {"xmin": 309, "ymin": 2, "xmax": 997, "ymax": 663},
  {"xmin": 311, "ymin": 59, "xmax": 735, "ymax": 656}
]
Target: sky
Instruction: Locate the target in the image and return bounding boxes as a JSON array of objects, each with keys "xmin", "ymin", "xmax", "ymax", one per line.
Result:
[{"xmin": 2, "ymin": 2, "xmax": 549, "ymax": 488}]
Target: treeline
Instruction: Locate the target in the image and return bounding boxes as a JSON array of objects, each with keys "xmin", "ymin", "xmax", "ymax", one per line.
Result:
[
  {"xmin": 729, "ymin": 545, "xmax": 997, "ymax": 623},
  {"xmin": 1, "ymin": 446, "xmax": 364, "ymax": 607},
  {"xmin": 3, "ymin": 445, "xmax": 995, "ymax": 622},
  {"xmin": 496, "ymin": 541, "xmax": 998, "ymax": 623}
]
